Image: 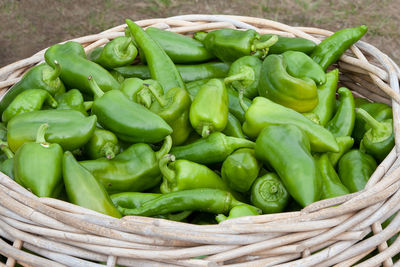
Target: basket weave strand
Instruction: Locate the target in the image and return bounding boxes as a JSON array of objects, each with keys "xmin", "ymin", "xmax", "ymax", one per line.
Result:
[{"xmin": 0, "ymin": 14, "xmax": 400, "ymax": 267}]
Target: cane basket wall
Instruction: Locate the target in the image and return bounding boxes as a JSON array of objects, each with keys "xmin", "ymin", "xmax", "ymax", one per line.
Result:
[{"xmin": 0, "ymin": 14, "xmax": 400, "ymax": 267}]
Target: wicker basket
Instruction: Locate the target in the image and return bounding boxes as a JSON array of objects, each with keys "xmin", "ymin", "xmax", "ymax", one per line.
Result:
[{"xmin": 0, "ymin": 14, "xmax": 400, "ymax": 267}]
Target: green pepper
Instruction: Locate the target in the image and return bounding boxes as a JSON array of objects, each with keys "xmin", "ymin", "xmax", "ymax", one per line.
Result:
[
  {"xmin": 142, "ymin": 27, "xmax": 215, "ymax": 64},
  {"xmin": 315, "ymin": 154, "xmax": 350, "ymax": 199},
  {"xmin": 311, "ymin": 25, "xmax": 368, "ymax": 71},
  {"xmin": 354, "ymin": 97, "xmax": 371, "ymax": 107},
  {"xmin": 250, "ymin": 173, "xmax": 289, "ymax": 214},
  {"xmin": 45, "ymin": 41, "xmax": 120, "ymax": 94},
  {"xmin": 7, "ymin": 109, "xmax": 97, "ymax": 153},
  {"xmin": 0, "ymin": 62, "xmax": 65, "ymax": 116},
  {"xmin": 80, "ymin": 136, "xmax": 171, "ymax": 194},
  {"xmin": 201, "ymin": 29, "xmax": 278, "ymax": 62},
  {"xmin": 114, "ymin": 62, "xmax": 231, "ymax": 83},
  {"xmin": 353, "ymin": 102, "xmax": 392, "ymax": 145},
  {"xmin": 259, "ymin": 34, "xmax": 316, "ymax": 55},
  {"xmin": 171, "ymin": 132, "xmax": 255, "ymax": 165},
  {"xmin": 88, "ymin": 36, "xmax": 137, "ymax": 69},
  {"xmin": 63, "ymin": 151, "xmax": 121, "ymax": 218},
  {"xmin": 327, "ymin": 136, "xmax": 355, "ymax": 167},
  {"xmin": 310, "ymin": 69, "xmax": 339, "ymax": 126},
  {"xmin": 2, "ymin": 89, "xmax": 58, "ymax": 123},
  {"xmin": 189, "ymin": 79, "xmax": 228, "ymax": 137},
  {"xmin": 89, "ymin": 76, "xmax": 172, "ymax": 143},
  {"xmin": 186, "ymin": 79, "xmax": 252, "ymax": 123},
  {"xmin": 109, "ymin": 69, "xmax": 125, "ymax": 84},
  {"xmin": 0, "ymin": 142, "xmax": 14, "ymax": 179},
  {"xmin": 14, "ymin": 124, "xmax": 63, "ymax": 197},
  {"xmin": 356, "ymin": 108, "xmax": 394, "ymax": 162},
  {"xmin": 126, "ymin": 19, "xmax": 185, "ymax": 92},
  {"xmin": 55, "ymin": 89, "xmax": 89, "ymax": 115},
  {"xmin": 257, "ymin": 53, "xmax": 319, "ymax": 113},
  {"xmin": 159, "ymin": 154, "xmax": 231, "ymax": 194},
  {"xmin": 147, "ymin": 85, "xmax": 192, "ymax": 146},
  {"xmin": 242, "ymin": 97, "xmax": 339, "ymax": 153},
  {"xmin": 224, "ymin": 56, "xmax": 262, "ymax": 99},
  {"xmin": 84, "ymin": 128, "xmax": 120, "ymax": 160},
  {"xmin": 338, "ymin": 149, "xmax": 377, "ymax": 193},
  {"xmin": 222, "ymin": 113, "xmax": 246, "ymax": 139},
  {"xmin": 117, "ymin": 188, "xmax": 243, "ymax": 217},
  {"xmin": 0, "ymin": 123, "xmax": 7, "ymax": 142},
  {"xmin": 326, "ymin": 87, "xmax": 355, "ymax": 137},
  {"xmin": 255, "ymin": 125, "xmax": 321, "ymax": 207},
  {"xmin": 110, "ymin": 192, "xmax": 191, "ymax": 221},
  {"xmin": 119, "ymin": 78, "xmax": 164, "ymax": 109},
  {"xmin": 221, "ymin": 148, "xmax": 260, "ymax": 193},
  {"xmin": 215, "ymin": 204, "xmax": 261, "ymax": 222}
]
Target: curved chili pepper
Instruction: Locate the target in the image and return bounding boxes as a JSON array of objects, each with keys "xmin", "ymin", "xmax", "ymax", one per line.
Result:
[
  {"xmin": 170, "ymin": 132, "xmax": 255, "ymax": 165},
  {"xmin": 125, "ymin": 19, "xmax": 185, "ymax": 92},
  {"xmin": 255, "ymin": 124, "xmax": 321, "ymax": 207},
  {"xmin": 44, "ymin": 41, "xmax": 120, "ymax": 94},
  {"xmin": 0, "ymin": 62, "xmax": 65, "ymax": 115},
  {"xmin": 310, "ymin": 69, "xmax": 339, "ymax": 126},
  {"xmin": 216, "ymin": 204, "xmax": 261, "ymax": 222},
  {"xmin": 338, "ymin": 149, "xmax": 377, "ymax": 193},
  {"xmin": 259, "ymin": 34, "xmax": 316, "ymax": 55},
  {"xmin": 315, "ymin": 154, "xmax": 349, "ymax": 199},
  {"xmin": 326, "ymin": 136, "xmax": 354, "ymax": 167},
  {"xmin": 311, "ymin": 25, "xmax": 368, "ymax": 71},
  {"xmin": 221, "ymin": 148, "xmax": 260, "ymax": 193},
  {"xmin": 14, "ymin": 124, "xmax": 63, "ymax": 198},
  {"xmin": 189, "ymin": 79, "xmax": 228, "ymax": 137},
  {"xmin": 63, "ymin": 151, "xmax": 121, "ymax": 218},
  {"xmin": 2, "ymin": 89, "xmax": 58, "ymax": 123},
  {"xmin": 356, "ymin": 108, "xmax": 394, "ymax": 162},
  {"xmin": 222, "ymin": 113, "xmax": 246, "ymax": 139},
  {"xmin": 250, "ymin": 173, "xmax": 289, "ymax": 213},
  {"xmin": 326, "ymin": 87, "xmax": 355, "ymax": 137},
  {"xmin": 55, "ymin": 89, "xmax": 89, "ymax": 115},
  {"xmin": 84, "ymin": 128, "xmax": 120, "ymax": 160},
  {"xmin": 88, "ymin": 36, "xmax": 137, "ymax": 69},
  {"xmin": 117, "ymin": 188, "xmax": 243, "ymax": 217}
]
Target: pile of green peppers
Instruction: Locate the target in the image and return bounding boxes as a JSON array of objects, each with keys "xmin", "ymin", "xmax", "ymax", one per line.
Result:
[{"xmin": 0, "ymin": 20, "xmax": 393, "ymax": 227}]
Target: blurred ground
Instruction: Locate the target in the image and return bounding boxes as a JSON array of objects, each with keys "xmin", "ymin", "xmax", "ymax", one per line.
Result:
[{"xmin": 1, "ymin": 0, "xmax": 399, "ymax": 67}]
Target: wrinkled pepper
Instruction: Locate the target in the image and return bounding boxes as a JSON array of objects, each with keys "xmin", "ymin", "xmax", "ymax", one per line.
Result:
[
  {"xmin": 0, "ymin": 62, "xmax": 65, "ymax": 115},
  {"xmin": 315, "ymin": 154, "xmax": 350, "ymax": 199},
  {"xmin": 250, "ymin": 173, "xmax": 289, "ymax": 214},
  {"xmin": 338, "ymin": 149, "xmax": 377, "ymax": 193},
  {"xmin": 200, "ymin": 29, "xmax": 278, "ymax": 62},
  {"xmin": 2, "ymin": 89, "xmax": 58, "ymax": 123},
  {"xmin": 327, "ymin": 136, "xmax": 355, "ymax": 167},
  {"xmin": 89, "ymin": 76, "xmax": 172, "ymax": 143},
  {"xmin": 14, "ymin": 124, "xmax": 63, "ymax": 197},
  {"xmin": 224, "ymin": 56, "xmax": 262, "ymax": 99},
  {"xmin": 117, "ymin": 188, "xmax": 243, "ymax": 217},
  {"xmin": 45, "ymin": 41, "xmax": 120, "ymax": 94},
  {"xmin": 88, "ymin": 36, "xmax": 137, "ymax": 69},
  {"xmin": 126, "ymin": 19, "xmax": 185, "ymax": 92},
  {"xmin": 80, "ymin": 136, "xmax": 171, "ymax": 194},
  {"xmin": 7, "ymin": 109, "xmax": 97, "ymax": 153},
  {"xmin": 189, "ymin": 79, "xmax": 228, "ymax": 137},
  {"xmin": 311, "ymin": 25, "xmax": 368, "ymax": 71},
  {"xmin": 259, "ymin": 34, "xmax": 316, "ymax": 55},
  {"xmin": 63, "ymin": 151, "xmax": 121, "ymax": 218},
  {"xmin": 55, "ymin": 89, "xmax": 89, "ymax": 115},
  {"xmin": 255, "ymin": 125, "xmax": 321, "ymax": 207},
  {"xmin": 221, "ymin": 148, "xmax": 260, "ymax": 193},
  {"xmin": 326, "ymin": 87, "xmax": 355, "ymax": 137},
  {"xmin": 171, "ymin": 132, "xmax": 255, "ymax": 164},
  {"xmin": 356, "ymin": 108, "xmax": 394, "ymax": 162},
  {"xmin": 310, "ymin": 69, "xmax": 339, "ymax": 126},
  {"xmin": 84, "ymin": 128, "xmax": 120, "ymax": 160},
  {"xmin": 216, "ymin": 204, "xmax": 261, "ymax": 222},
  {"xmin": 242, "ymin": 97, "xmax": 339, "ymax": 153}
]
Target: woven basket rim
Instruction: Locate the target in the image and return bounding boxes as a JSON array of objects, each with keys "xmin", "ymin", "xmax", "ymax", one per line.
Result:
[{"xmin": 0, "ymin": 14, "xmax": 400, "ymax": 267}]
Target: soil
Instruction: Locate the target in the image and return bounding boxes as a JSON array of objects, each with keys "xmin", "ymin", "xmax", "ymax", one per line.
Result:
[{"xmin": 1, "ymin": 0, "xmax": 399, "ymax": 67}]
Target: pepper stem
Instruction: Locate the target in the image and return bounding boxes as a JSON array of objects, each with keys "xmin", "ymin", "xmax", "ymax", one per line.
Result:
[
  {"xmin": 251, "ymin": 35, "xmax": 278, "ymax": 51},
  {"xmin": 193, "ymin": 32, "xmax": 207, "ymax": 42},
  {"xmin": 36, "ymin": 123, "xmax": 49, "ymax": 144},
  {"xmin": 201, "ymin": 125, "xmax": 211, "ymax": 138},
  {"xmin": 158, "ymin": 154, "xmax": 176, "ymax": 185},
  {"xmin": 102, "ymin": 143, "xmax": 116, "ymax": 159},
  {"xmin": 119, "ymin": 37, "xmax": 132, "ymax": 53},
  {"xmin": 0, "ymin": 141, "xmax": 14, "ymax": 159},
  {"xmin": 48, "ymin": 60, "xmax": 62, "ymax": 81},
  {"xmin": 224, "ymin": 66, "xmax": 255, "ymax": 85},
  {"xmin": 46, "ymin": 94, "xmax": 58, "ymax": 108},
  {"xmin": 355, "ymin": 108, "xmax": 383, "ymax": 132},
  {"xmin": 155, "ymin": 135, "xmax": 173, "ymax": 160},
  {"xmin": 143, "ymin": 83, "xmax": 167, "ymax": 107},
  {"xmin": 84, "ymin": 101, "xmax": 93, "ymax": 111},
  {"xmin": 88, "ymin": 75, "xmax": 104, "ymax": 99},
  {"xmin": 238, "ymin": 88, "xmax": 249, "ymax": 112}
]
